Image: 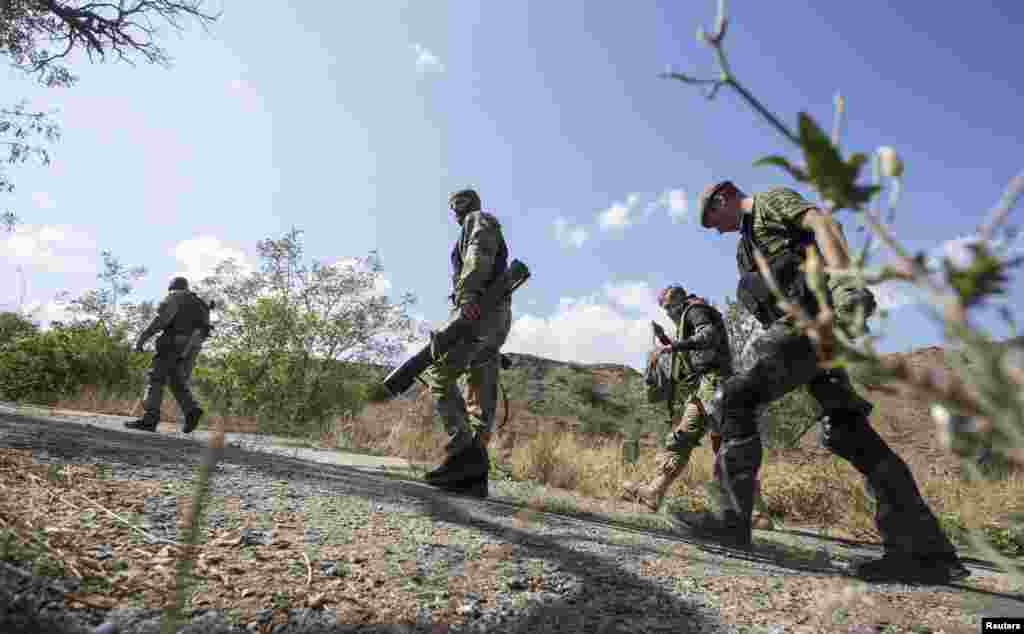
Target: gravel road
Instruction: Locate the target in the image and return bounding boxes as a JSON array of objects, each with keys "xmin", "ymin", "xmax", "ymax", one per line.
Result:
[{"xmin": 1, "ymin": 404, "xmax": 1021, "ymax": 634}]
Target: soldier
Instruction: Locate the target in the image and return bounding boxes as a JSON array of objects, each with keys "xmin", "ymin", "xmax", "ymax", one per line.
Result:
[
  {"xmin": 124, "ymin": 276, "xmax": 211, "ymax": 434},
  {"xmin": 690, "ymin": 180, "xmax": 968, "ymax": 582},
  {"xmin": 422, "ymin": 189, "xmax": 512, "ymax": 498},
  {"xmin": 621, "ymin": 285, "xmax": 731, "ymax": 510}
]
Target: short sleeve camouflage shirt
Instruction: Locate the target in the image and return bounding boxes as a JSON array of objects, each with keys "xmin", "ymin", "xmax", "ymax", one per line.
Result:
[{"xmin": 737, "ymin": 187, "xmax": 818, "ymax": 268}]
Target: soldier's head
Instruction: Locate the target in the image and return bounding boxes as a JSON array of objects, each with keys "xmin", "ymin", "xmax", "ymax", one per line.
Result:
[
  {"xmin": 448, "ymin": 189, "xmax": 481, "ymax": 224},
  {"xmin": 658, "ymin": 285, "xmax": 692, "ymax": 323},
  {"xmin": 168, "ymin": 276, "xmax": 189, "ymax": 292},
  {"xmin": 699, "ymin": 180, "xmax": 745, "ymax": 233}
]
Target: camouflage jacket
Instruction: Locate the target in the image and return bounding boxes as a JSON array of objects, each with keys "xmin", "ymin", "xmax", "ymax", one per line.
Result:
[
  {"xmin": 139, "ymin": 290, "xmax": 212, "ymax": 346},
  {"xmin": 672, "ymin": 299, "xmax": 733, "ymax": 383},
  {"xmin": 450, "ymin": 210, "xmax": 509, "ymax": 306},
  {"xmin": 735, "ymin": 187, "xmax": 819, "ymax": 272}
]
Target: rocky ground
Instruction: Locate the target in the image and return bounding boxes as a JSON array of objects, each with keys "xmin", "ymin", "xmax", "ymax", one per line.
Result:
[{"xmin": 1, "ymin": 404, "xmax": 1022, "ymax": 634}]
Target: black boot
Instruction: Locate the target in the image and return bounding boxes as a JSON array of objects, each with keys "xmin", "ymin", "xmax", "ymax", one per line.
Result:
[
  {"xmin": 426, "ymin": 444, "xmax": 489, "ymax": 498},
  {"xmin": 822, "ymin": 411, "xmax": 963, "ymax": 578},
  {"xmin": 672, "ymin": 434, "xmax": 762, "ymax": 549},
  {"xmin": 849, "ymin": 553, "xmax": 970, "ymax": 584},
  {"xmin": 182, "ymin": 407, "xmax": 204, "ymax": 434},
  {"xmin": 124, "ymin": 417, "xmax": 158, "ymax": 432}
]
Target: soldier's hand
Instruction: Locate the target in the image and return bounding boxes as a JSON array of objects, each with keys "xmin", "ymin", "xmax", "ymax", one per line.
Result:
[
  {"xmin": 657, "ymin": 343, "xmax": 674, "ymax": 356},
  {"xmin": 460, "ymin": 302, "xmax": 482, "ymax": 321}
]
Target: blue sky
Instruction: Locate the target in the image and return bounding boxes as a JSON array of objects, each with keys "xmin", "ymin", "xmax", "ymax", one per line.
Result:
[{"xmin": 2, "ymin": 1, "xmax": 1022, "ymax": 371}]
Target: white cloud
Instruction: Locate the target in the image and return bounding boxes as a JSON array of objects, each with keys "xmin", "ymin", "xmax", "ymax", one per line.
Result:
[
  {"xmin": 411, "ymin": 44, "xmax": 445, "ymax": 74},
  {"xmin": 170, "ymin": 235, "xmax": 250, "ymax": 283},
  {"xmin": 553, "ymin": 216, "xmax": 588, "ymax": 248},
  {"xmin": 597, "ymin": 193, "xmax": 641, "ymax": 231},
  {"xmin": 20, "ymin": 299, "xmax": 73, "ymax": 328},
  {"xmin": 0, "ymin": 223, "xmax": 97, "ymax": 273},
  {"xmin": 30, "ymin": 191, "xmax": 57, "ymax": 210},
  {"xmin": 504, "ymin": 281, "xmax": 664, "ymax": 371},
  {"xmin": 655, "ymin": 188, "xmax": 689, "ymax": 223}
]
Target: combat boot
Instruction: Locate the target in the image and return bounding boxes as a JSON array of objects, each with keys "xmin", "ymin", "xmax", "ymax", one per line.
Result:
[
  {"xmin": 182, "ymin": 407, "xmax": 204, "ymax": 434},
  {"xmin": 621, "ymin": 463, "xmax": 684, "ymax": 512},
  {"xmin": 124, "ymin": 417, "xmax": 158, "ymax": 432},
  {"xmin": 431, "ymin": 444, "xmax": 490, "ymax": 499},
  {"xmin": 668, "ymin": 508, "xmax": 752, "ymax": 550},
  {"xmin": 425, "ymin": 441, "xmax": 488, "ymax": 489},
  {"xmin": 849, "ymin": 552, "xmax": 970, "ymax": 584}
]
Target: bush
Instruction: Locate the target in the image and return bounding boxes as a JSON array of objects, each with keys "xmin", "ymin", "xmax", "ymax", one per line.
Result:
[{"xmin": 0, "ymin": 322, "xmax": 147, "ymax": 403}]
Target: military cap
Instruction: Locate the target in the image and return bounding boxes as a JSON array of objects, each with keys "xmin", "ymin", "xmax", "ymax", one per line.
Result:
[
  {"xmin": 448, "ymin": 188, "xmax": 481, "ymax": 210},
  {"xmin": 658, "ymin": 285, "xmax": 689, "ymax": 308},
  {"xmin": 168, "ymin": 276, "xmax": 189, "ymax": 291},
  {"xmin": 698, "ymin": 180, "xmax": 735, "ymax": 228}
]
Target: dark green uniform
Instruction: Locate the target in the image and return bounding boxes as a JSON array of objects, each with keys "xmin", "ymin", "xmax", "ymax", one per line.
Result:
[
  {"xmin": 134, "ymin": 289, "xmax": 211, "ymax": 429},
  {"xmin": 423, "ymin": 209, "xmax": 512, "ymax": 457},
  {"xmin": 709, "ymin": 187, "xmax": 960, "ymax": 568}
]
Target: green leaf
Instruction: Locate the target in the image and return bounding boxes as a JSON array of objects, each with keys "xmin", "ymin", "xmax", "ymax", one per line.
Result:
[
  {"xmin": 796, "ymin": 112, "xmax": 879, "ymax": 210},
  {"xmin": 753, "ymin": 155, "xmax": 807, "ymax": 182}
]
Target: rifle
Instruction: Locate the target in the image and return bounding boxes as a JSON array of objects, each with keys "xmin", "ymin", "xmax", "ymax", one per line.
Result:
[
  {"xmin": 652, "ymin": 320, "xmax": 677, "ymax": 423},
  {"xmin": 381, "ymin": 259, "xmax": 531, "ymax": 398}
]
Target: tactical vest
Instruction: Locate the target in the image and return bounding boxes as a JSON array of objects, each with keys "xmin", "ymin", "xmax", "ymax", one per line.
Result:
[
  {"xmin": 161, "ymin": 291, "xmax": 212, "ymax": 338},
  {"xmin": 450, "ymin": 214, "xmax": 509, "ymax": 300},
  {"xmin": 735, "ymin": 207, "xmax": 822, "ymax": 327},
  {"xmin": 676, "ymin": 301, "xmax": 733, "ymax": 378}
]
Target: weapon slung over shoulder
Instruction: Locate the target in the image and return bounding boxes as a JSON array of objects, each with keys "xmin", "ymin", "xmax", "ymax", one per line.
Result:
[{"xmin": 381, "ymin": 259, "xmax": 531, "ymax": 398}]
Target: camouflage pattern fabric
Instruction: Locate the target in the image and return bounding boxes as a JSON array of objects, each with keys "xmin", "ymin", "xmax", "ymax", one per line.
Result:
[
  {"xmin": 741, "ymin": 187, "xmax": 875, "ymax": 334},
  {"xmin": 450, "ymin": 211, "xmax": 509, "ymax": 307},
  {"xmin": 429, "ymin": 209, "xmax": 512, "ymax": 457},
  {"xmin": 654, "ymin": 370, "xmax": 724, "ymax": 477}
]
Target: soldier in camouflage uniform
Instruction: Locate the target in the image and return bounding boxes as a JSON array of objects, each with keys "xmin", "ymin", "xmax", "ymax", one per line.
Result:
[
  {"xmin": 621, "ymin": 285, "xmax": 730, "ymax": 510},
  {"xmin": 691, "ymin": 181, "xmax": 967, "ymax": 582},
  {"xmin": 422, "ymin": 189, "xmax": 512, "ymax": 498},
  {"xmin": 125, "ymin": 277, "xmax": 212, "ymax": 434}
]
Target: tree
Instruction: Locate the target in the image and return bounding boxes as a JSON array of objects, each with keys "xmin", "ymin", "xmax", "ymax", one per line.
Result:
[
  {"xmin": 190, "ymin": 228, "xmax": 421, "ymax": 433},
  {"xmin": 0, "ymin": 0, "xmax": 220, "ymax": 226},
  {"xmin": 55, "ymin": 249, "xmax": 151, "ymax": 341}
]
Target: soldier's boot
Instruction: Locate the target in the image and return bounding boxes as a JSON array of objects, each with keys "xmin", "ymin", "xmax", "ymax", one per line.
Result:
[
  {"xmin": 182, "ymin": 407, "xmax": 204, "ymax": 434},
  {"xmin": 671, "ymin": 434, "xmax": 761, "ymax": 550},
  {"xmin": 425, "ymin": 430, "xmax": 487, "ymax": 489},
  {"xmin": 819, "ymin": 410, "xmax": 969, "ymax": 583},
  {"xmin": 124, "ymin": 414, "xmax": 158, "ymax": 432},
  {"xmin": 621, "ymin": 448, "xmax": 689, "ymax": 512},
  {"xmin": 427, "ymin": 441, "xmax": 489, "ymax": 499}
]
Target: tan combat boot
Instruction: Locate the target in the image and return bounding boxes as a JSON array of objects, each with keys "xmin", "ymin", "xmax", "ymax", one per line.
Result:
[{"xmin": 621, "ymin": 463, "xmax": 685, "ymax": 512}]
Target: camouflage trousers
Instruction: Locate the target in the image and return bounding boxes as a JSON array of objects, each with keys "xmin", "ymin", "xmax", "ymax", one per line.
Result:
[
  {"xmin": 654, "ymin": 371, "xmax": 725, "ymax": 477},
  {"xmin": 712, "ymin": 319, "xmax": 956, "ymax": 556},
  {"xmin": 422, "ymin": 300, "xmax": 512, "ymax": 457},
  {"xmin": 141, "ymin": 335, "xmax": 200, "ymax": 425}
]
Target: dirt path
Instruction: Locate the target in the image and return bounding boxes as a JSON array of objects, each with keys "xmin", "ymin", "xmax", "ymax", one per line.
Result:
[{"xmin": 1, "ymin": 405, "xmax": 1022, "ymax": 633}]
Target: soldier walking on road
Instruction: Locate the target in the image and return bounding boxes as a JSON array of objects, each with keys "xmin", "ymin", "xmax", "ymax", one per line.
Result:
[
  {"xmin": 688, "ymin": 180, "xmax": 968, "ymax": 583},
  {"xmin": 622, "ymin": 285, "xmax": 773, "ymax": 527},
  {"xmin": 422, "ymin": 189, "xmax": 512, "ymax": 498},
  {"xmin": 124, "ymin": 276, "xmax": 212, "ymax": 434}
]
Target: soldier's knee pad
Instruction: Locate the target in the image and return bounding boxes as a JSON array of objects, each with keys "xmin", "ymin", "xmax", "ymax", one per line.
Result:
[
  {"xmin": 817, "ymin": 409, "xmax": 891, "ymax": 471},
  {"xmin": 664, "ymin": 429, "xmax": 701, "ymax": 454},
  {"xmin": 714, "ymin": 377, "xmax": 760, "ymax": 441}
]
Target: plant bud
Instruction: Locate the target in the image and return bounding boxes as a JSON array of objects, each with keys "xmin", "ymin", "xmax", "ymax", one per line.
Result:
[{"xmin": 877, "ymin": 146, "xmax": 904, "ymax": 178}]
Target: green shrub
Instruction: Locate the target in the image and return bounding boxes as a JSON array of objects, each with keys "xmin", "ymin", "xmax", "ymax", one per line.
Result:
[{"xmin": 0, "ymin": 321, "xmax": 147, "ymax": 403}]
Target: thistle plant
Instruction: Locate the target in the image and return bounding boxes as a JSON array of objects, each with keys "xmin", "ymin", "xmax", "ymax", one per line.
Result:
[{"xmin": 664, "ymin": 0, "xmax": 1024, "ymax": 579}]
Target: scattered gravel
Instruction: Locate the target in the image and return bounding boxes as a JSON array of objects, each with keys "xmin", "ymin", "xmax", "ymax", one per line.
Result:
[{"xmin": 0, "ymin": 406, "xmax": 1015, "ymax": 634}]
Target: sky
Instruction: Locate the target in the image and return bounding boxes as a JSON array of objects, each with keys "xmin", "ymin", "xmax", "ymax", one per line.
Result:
[{"xmin": 1, "ymin": 0, "xmax": 1022, "ymax": 372}]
